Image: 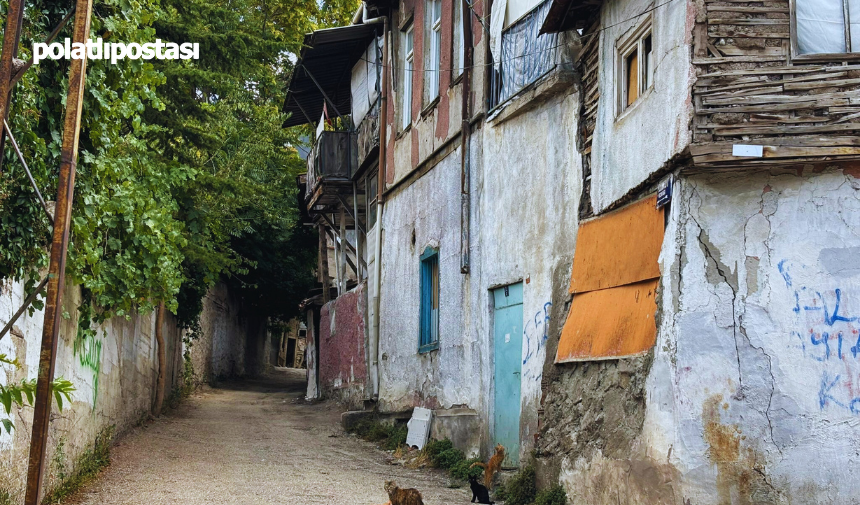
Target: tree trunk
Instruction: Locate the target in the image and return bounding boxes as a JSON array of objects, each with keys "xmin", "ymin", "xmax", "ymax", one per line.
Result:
[{"xmin": 154, "ymin": 301, "xmax": 166, "ymax": 417}]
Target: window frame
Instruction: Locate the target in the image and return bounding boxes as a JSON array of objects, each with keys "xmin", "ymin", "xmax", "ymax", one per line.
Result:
[
  {"xmin": 453, "ymin": 0, "xmax": 466, "ymax": 80},
  {"xmin": 427, "ymin": 0, "xmax": 442, "ymax": 101},
  {"xmin": 402, "ymin": 24, "xmax": 414, "ymax": 131},
  {"xmin": 366, "ymin": 168, "xmax": 379, "ymax": 230},
  {"xmin": 790, "ymin": 0, "xmax": 860, "ymax": 61},
  {"xmin": 419, "ymin": 247, "xmax": 440, "ymax": 353},
  {"xmin": 615, "ymin": 18, "xmax": 654, "ymax": 118}
]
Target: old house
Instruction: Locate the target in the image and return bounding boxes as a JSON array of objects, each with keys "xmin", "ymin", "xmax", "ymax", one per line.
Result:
[{"xmin": 290, "ymin": 0, "xmax": 860, "ymax": 499}]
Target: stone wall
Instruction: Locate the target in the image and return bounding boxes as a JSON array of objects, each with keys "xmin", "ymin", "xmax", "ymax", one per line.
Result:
[
  {"xmin": 189, "ymin": 283, "xmax": 268, "ymax": 385},
  {"xmin": 538, "ymin": 166, "xmax": 860, "ymax": 504}
]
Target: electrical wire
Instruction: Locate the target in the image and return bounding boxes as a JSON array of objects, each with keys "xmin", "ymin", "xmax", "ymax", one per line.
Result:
[{"xmin": 354, "ymin": 0, "xmax": 681, "ymax": 74}]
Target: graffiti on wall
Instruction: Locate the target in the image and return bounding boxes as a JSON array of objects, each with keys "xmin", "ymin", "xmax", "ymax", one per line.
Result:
[
  {"xmin": 779, "ymin": 260, "xmax": 860, "ymax": 414},
  {"xmin": 523, "ymin": 302, "xmax": 552, "ymax": 382},
  {"xmin": 74, "ymin": 327, "xmax": 102, "ymax": 405}
]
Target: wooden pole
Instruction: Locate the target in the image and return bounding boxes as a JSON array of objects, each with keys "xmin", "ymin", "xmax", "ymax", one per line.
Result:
[
  {"xmin": 24, "ymin": 2, "xmax": 94, "ymax": 502},
  {"xmin": 153, "ymin": 302, "xmax": 166, "ymax": 417}
]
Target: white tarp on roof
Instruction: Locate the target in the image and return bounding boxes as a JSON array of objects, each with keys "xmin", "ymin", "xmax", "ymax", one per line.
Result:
[
  {"xmin": 351, "ymin": 36, "xmax": 382, "ymax": 128},
  {"xmin": 796, "ymin": 0, "xmax": 860, "ymax": 54}
]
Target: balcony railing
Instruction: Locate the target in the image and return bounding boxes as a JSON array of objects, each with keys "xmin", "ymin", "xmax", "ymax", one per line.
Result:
[
  {"xmin": 490, "ymin": 0, "xmax": 560, "ymax": 109},
  {"xmin": 306, "ymin": 130, "xmax": 358, "ymax": 202}
]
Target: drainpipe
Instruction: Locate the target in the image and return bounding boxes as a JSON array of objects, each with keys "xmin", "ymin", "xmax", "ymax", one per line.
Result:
[
  {"xmin": 361, "ymin": 6, "xmax": 388, "ymax": 399},
  {"xmin": 460, "ymin": 0, "xmax": 473, "ymax": 274}
]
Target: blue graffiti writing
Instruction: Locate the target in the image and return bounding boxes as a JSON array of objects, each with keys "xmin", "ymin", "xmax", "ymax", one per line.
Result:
[
  {"xmin": 522, "ymin": 302, "xmax": 552, "ymax": 382},
  {"xmin": 783, "ymin": 259, "xmax": 860, "ymax": 415}
]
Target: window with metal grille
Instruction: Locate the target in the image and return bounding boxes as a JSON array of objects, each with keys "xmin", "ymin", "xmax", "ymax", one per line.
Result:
[{"xmin": 420, "ymin": 248, "xmax": 440, "ymax": 352}]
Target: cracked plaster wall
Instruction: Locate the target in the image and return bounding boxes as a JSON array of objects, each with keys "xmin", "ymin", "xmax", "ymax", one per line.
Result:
[
  {"xmin": 377, "ymin": 86, "xmax": 581, "ymax": 463},
  {"xmin": 477, "ymin": 89, "xmax": 581, "ymax": 462},
  {"xmin": 553, "ymin": 167, "xmax": 860, "ymax": 504}
]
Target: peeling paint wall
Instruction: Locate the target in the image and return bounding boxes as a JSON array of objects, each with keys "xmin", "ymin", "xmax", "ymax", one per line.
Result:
[
  {"xmin": 477, "ymin": 88, "xmax": 581, "ymax": 462},
  {"xmin": 378, "ymin": 71, "xmax": 581, "ymax": 463},
  {"xmin": 546, "ymin": 166, "xmax": 860, "ymax": 503},
  {"xmin": 319, "ymin": 282, "xmax": 368, "ymax": 409},
  {"xmin": 0, "ymin": 282, "xmax": 183, "ymax": 501},
  {"xmin": 378, "ymin": 150, "xmax": 469, "ymax": 413},
  {"xmin": 590, "ymin": 0, "xmax": 694, "ymax": 213}
]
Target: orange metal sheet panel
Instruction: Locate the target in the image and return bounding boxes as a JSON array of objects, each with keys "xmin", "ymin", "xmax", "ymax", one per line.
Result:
[
  {"xmin": 569, "ymin": 195, "xmax": 664, "ymax": 294},
  {"xmin": 555, "ymin": 279, "xmax": 659, "ymax": 362}
]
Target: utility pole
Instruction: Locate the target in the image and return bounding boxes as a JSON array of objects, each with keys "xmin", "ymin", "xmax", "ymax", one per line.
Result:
[{"xmin": 23, "ymin": 1, "xmax": 94, "ymax": 503}]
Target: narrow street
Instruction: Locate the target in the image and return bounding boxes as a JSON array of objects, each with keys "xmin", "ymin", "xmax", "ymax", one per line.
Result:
[{"xmin": 67, "ymin": 369, "xmax": 471, "ymax": 505}]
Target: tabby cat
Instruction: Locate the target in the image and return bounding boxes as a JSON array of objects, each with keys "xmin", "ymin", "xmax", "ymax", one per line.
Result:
[
  {"xmin": 384, "ymin": 480, "xmax": 424, "ymax": 505},
  {"xmin": 469, "ymin": 444, "xmax": 506, "ymax": 488},
  {"xmin": 469, "ymin": 475, "xmax": 494, "ymax": 504}
]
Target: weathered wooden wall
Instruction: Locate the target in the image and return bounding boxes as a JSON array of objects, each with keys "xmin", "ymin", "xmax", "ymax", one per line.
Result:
[{"xmin": 691, "ymin": 0, "xmax": 860, "ymax": 168}]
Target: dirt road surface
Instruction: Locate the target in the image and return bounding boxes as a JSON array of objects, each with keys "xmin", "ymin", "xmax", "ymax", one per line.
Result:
[{"xmin": 67, "ymin": 368, "xmax": 473, "ymax": 505}]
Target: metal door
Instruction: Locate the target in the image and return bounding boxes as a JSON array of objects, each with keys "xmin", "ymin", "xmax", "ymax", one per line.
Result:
[{"xmin": 492, "ymin": 282, "xmax": 523, "ymax": 467}]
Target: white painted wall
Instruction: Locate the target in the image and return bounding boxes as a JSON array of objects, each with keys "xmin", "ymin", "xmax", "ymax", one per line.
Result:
[
  {"xmin": 0, "ymin": 281, "xmax": 183, "ymax": 501},
  {"xmin": 377, "ymin": 82, "xmax": 582, "ymax": 462},
  {"xmin": 0, "ymin": 280, "xmax": 254, "ymax": 501},
  {"xmin": 590, "ymin": 0, "xmax": 694, "ymax": 213},
  {"xmin": 476, "ymin": 89, "xmax": 581, "ymax": 461},
  {"xmin": 378, "ymin": 150, "xmax": 474, "ymax": 412}
]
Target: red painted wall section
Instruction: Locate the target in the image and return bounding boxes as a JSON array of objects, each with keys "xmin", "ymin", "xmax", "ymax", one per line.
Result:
[{"xmin": 318, "ymin": 282, "xmax": 368, "ymax": 408}]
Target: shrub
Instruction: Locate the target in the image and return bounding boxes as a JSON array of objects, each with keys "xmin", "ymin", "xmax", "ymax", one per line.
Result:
[
  {"xmin": 498, "ymin": 464, "xmax": 536, "ymax": 505},
  {"xmin": 435, "ymin": 447, "xmax": 466, "ymax": 469},
  {"xmin": 349, "ymin": 418, "xmax": 409, "ymax": 450},
  {"xmin": 449, "ymin": 457, "xmax": 484, "ymax": 481},
  {"xmin": 535, "ymin": 485, "xmax": 568, "ymax": 505},
  {"xmin": 42, "ymin": 426, "xmax": 114, "ymax": 504},
  {"xmin": 383, "ymin": 424, "xmax": 408, "ymax": 451},
  {"xmin": 422, "ymin": 438, "xmax": 453, "ymax": 460}
]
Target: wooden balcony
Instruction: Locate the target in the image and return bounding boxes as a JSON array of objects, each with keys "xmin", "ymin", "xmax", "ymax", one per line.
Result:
[{"xmin": 306, "ymin": 130, "xmax": 358, "ymax": 213}]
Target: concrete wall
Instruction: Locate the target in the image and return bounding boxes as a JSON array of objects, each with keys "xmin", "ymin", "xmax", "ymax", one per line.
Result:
[
  {"xmin": 0, "ymin": 279, "xmax": 261, "ymax": 501},
  {"xmin": 590, "ymin": 0, "xmax": 693, "ymax": 212},
  {"xmin": 0, "ymin": 282, "xmax": 183, "ymax": 501},
  {"xmin": 318, "ymin": 282, "xmax": 368, "ymax": 409},
  {"xmin": 189, "ymin": 283, "xmax": 261, "ymax": 384}
]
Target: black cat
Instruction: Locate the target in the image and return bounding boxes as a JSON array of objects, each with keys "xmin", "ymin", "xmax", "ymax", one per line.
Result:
[{"xmin": 469, "ymin": 475, "xmax": 494, "ymax": 504}]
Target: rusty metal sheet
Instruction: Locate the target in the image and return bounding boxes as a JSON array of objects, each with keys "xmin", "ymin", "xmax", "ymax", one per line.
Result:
[
  {"xmin": 556, "ymin": 279, "xmax": 659, "ymax": 363},
  {"xmin": 569, "ymin": 195, "xmax": 663, "ymax": 294}
]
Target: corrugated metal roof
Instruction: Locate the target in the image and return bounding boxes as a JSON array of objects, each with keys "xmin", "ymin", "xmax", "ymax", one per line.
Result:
[{"xmin": 283, "ymin": 23, "xmax": 381, "ymax": 128}]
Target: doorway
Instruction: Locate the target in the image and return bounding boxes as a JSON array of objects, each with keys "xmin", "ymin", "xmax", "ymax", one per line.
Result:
[{"xmin": 492, "ymin": 282, "xmax": 523, "ymax": 467}]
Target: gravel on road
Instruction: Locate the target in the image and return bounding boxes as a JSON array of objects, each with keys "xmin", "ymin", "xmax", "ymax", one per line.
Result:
[{"xmin": 66, "ymin": 368, "xmax": 473, "ymax": 505}]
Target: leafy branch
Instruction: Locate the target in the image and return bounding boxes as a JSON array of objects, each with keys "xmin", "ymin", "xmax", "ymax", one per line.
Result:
[{"xmin": 0, "ymin": 354, "xmax": 75, "ymax": 433}]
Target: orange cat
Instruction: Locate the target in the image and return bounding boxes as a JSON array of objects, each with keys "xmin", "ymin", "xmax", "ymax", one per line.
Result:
[
  {"xmin": 470, "ymin": 444, "xmax": 505, "ymax": 489},
  {"xmin": 384, "ymin": 480, "xmax": 424, "ymax": 505}
]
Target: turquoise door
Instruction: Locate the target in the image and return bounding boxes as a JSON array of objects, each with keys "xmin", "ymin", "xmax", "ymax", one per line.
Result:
[{"xmin": 492, "ymin": 283, "xmax": 523, "ymax": 468}]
